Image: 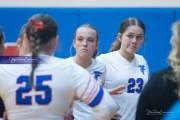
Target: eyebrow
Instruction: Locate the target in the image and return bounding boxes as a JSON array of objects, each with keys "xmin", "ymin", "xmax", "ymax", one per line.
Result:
[
  {"xmin": 128, "ymin": 32, "xmax": 143, "ymax": 35},
  {"xmin": 77, "ymin": 36, "xmax": 94, "ymax": 39}
]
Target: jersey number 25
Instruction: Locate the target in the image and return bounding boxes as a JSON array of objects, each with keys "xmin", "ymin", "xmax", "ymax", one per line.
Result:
[{"xmin": 16, "ymin": 75, "xmax": 52, "ymax": 105}]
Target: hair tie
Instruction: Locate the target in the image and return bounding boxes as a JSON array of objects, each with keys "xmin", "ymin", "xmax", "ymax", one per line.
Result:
[{"xmin": 29, "ymin": 19, "xmax": 43, "ymax": 30}]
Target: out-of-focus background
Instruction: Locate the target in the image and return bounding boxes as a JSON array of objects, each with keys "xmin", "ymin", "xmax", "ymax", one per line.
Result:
[{"xmin": 0, "ymin": 0, "xmax": 180, "ymax": 75}]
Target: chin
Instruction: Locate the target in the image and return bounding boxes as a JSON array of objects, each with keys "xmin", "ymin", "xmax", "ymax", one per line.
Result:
[
  {"xmin": 127, "ymin": 50, "xmax": 136, "ymax": 54},
  {"xmin": 80, "ymin": 53, "xmax": 90, "ymax": 57}
]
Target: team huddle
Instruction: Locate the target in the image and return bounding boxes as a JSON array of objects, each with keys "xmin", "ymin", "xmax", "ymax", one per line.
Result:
[{"xmin": 0, "ymin": 13, "xmax": 180, "ymax": 120}]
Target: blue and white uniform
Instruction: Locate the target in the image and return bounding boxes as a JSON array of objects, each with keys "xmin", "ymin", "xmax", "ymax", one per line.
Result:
[
  {"xmin": 97, "ymin": 51, "xmax": 149, "ymax": 120},
  {"xmin": 67, "ymin": 57, "xmax": 106, "ymax": 120},
  {"xmin": 0, "ymin": 55, "xmax": 117, "ymax": 120}
]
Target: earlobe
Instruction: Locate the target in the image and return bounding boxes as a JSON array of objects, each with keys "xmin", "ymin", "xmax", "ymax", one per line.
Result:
[
  {"xmin": 73, "ymin": 40, "xmax": 76, "ymax": 48},
  {"xmin": 118, "ymin": 33, "xmax": 122, "ymax": 42}
]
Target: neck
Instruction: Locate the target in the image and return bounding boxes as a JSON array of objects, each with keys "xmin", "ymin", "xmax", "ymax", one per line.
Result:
[
  {"xmin": 38, "ymin": 45, "xmax": 55, "ymax": 56},
  {"xmin": 118, "ymin": 49, "xmax": 134, "ymax": 62},
  {"xmin": 29, "ymin": 51, "xmax": 53, "ymax": 56},
  {"xmin": 73, "ymin": 55, "xmax": 92, "ymax": 68}
]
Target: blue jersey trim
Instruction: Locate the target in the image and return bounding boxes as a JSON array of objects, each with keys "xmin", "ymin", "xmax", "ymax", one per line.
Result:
[{"xmin": 88, "ymin": 86, "xmax": 104, "ymax": 107}]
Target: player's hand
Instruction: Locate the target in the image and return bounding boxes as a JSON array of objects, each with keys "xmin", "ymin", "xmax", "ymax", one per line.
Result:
[
  {"xmin": 107, "ymin": 85, "xmax": 126, "ymax": 95},
  {"xmin": 64, "ymin": 115, "xmax": 73, "ymax": 120},
  {"xmin": 64, "ymin": 111, "xmax": 73, "ymax": 120},
  {"xmin": 111, "ymin": 113, "xmax": 121, "ymax": 120},
  {"xmin": 3, "ymin": 111, "xmax": 8, "ymax": 120},
  {"xmin": 64, "ymin": 114, "xmax": 73, "ymax": 120}
]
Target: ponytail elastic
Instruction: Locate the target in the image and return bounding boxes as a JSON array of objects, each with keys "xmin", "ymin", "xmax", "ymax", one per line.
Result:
[{"xmin": 29, "ymin": 19, "xmax": 43, "ymax": 30}]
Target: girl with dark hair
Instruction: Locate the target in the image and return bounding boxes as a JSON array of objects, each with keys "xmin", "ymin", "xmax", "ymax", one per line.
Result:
[{"xmin": 97, "ymin": 17, "xmax": 149, "ymax": 120}]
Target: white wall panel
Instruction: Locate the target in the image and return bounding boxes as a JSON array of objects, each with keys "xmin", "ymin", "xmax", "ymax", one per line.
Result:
[{"xmin": 0, "ymin": 0, "xmax": 180, "ymax": 7}]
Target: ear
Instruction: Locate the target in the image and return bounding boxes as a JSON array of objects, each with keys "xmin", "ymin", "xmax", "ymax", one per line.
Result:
[
  {"xmin": 73, "ymin": 40, "xmax": 76, "ymax": 48},
  {"xmin": 16, "ymin": 38, "xmax": 22, "ymax": 49},
  {"xmin": 23, "ymin": 34, "xmax": 30, "ymax": 45},
  {"xmin": 117, "ymin": 33, "xmax": 122, "ymax": 42},
  {"xmin": 96, "ymin": 42, "xmax": 99, "ymax": 49}
]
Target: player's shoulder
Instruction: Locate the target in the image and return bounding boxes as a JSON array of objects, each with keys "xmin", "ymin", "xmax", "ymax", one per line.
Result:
[
  {"xmin": 37, "ymin": 55, "xmax": 66, "ymax": 69},
  {"xmin": 134, "ymin": 54, "xmax": 147, "ymax": 63},
  {"xmin": 0, "ymin": 64, "xmax": 29, "ymax": 71},
  {"xmin": 66, "ymin": 57, "xmax": 90, "ymax": 81},
  {"xmin": 97, "ymin": 51, "xmax": 118, "ymax": 62},
  {"xmin": 98, "ymin": 51, "xmax": 118, "ymax": 58},
  {"xmin": 66, "ymin": 57, "xmax": 89, "ymax": 72},
  {"xmin": 134, "ymin": 54, "xmax": 145, "ymax": 60},
  {"xmin": 151, "ymin": 66, "xmax": 173, "ymax": 80},
  {"xmin": 66, "ymin": 57, "xmax": 75, "ymax": 63},
  {"xmin": 50, "ymin": 56, "xmax": 65, "ymax": 63},
  {"xmin": 92, "ymin": 58, "xmax": 105, "ymax": 68},
  {"xmin": 92, "ymin": 58, "xmax": 106, "ymax": 69},
  {"xmin": 88, "ymin": 58, "xmax": 106, "ymax": 73}
]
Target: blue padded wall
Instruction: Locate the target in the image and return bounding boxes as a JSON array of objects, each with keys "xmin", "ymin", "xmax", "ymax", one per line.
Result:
[{"xmin": 0, "ymin": 8, "xmax": 179, "ymax": 75}]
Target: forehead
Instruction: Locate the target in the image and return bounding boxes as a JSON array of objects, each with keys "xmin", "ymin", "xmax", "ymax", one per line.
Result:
[
  {"xmin": 76, "ymin": 27, "xmax": 97, "ymax": 37},
  {"xmin": 125, "ymin": 25, "xmax": 144, "ymax": 35}
]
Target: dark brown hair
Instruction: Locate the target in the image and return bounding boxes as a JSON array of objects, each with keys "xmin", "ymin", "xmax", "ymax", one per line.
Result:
[
  {"xmin": 109, "ymin": 17, "xmax": 146, "ymax": 52},
  {"xmin": 26, "ymin": 14, "xmax": 58, "ymax": 87}
]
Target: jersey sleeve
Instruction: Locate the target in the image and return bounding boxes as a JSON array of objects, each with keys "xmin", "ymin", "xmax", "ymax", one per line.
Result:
[{"xmin": 72, "ymin": 66, "xmax": 117, "ymax": 120}]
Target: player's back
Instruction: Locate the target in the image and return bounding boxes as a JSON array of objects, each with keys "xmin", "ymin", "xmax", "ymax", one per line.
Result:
[{"xmin": 0, "ymin": 55, "xmax": 90, "ymax": 120}]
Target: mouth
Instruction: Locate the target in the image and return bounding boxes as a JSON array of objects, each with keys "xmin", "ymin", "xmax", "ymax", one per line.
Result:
[
  {"xmin": 130, "ymin": 46, "xmax": 136, "ymax": 49},
  {"xmin": 81, "ymin": 49, "xmax": 88, "ymax": 51}
]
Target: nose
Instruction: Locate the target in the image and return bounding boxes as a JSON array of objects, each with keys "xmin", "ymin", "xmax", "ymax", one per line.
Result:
[
  {"xmin": 83, "ymin": 40, "xmax": 88, "ymax": 47},
  {"xmin": 132, "ymin": 37, "xmax": 137, "ymax": 43}
]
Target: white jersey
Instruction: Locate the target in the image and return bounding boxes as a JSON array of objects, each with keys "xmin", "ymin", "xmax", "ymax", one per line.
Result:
[
  {"xmin": 0, "ymin": 55, "xmax": 117, "ymax": 120},
  {"xmin": 67, "ymin": 57, "xmax": 106, "ymax": 120},
  {"xmin": 97, "ymin": 51, "xmax": 149, "ymax": 120}
]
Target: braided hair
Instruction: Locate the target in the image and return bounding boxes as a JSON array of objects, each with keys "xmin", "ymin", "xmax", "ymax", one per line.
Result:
[{"xmin": 26, "ymin": 14, "xmax": 58, "ymax": 87}]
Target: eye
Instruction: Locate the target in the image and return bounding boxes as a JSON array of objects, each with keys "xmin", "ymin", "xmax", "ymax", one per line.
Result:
[
  {"xmin": 87, "ymin": 39, "xmax": 94, "ymax": 42},
  {"xmin": 137, "ymin": 36, "xmax": 143, "ymax": 40},
  {"xmin": 77, "ymin": 38, "xmax": 83, "ymax": 41},
  {"xmin": 127, "ymin": 35, "xmax": 133, "ymax": 39}
]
